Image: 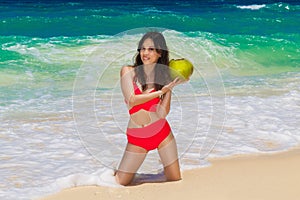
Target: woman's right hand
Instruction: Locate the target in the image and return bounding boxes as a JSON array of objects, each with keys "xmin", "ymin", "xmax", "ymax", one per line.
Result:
[{"xmin": 161, "ymin": 77, "xmax": 184, "ymax": 94}]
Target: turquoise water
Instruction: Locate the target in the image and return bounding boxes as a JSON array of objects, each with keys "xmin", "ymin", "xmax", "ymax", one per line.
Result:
[
  {"xmin": 1, "ymin": 1, "xmax": 300, "ymax": 36},
  {"xmin": 1, "ymin": 1, "xmax": 299, "ymax": 95},
  {"xmin": 1, "ymin": 1, "xmax": 300, "ymax": 199}
]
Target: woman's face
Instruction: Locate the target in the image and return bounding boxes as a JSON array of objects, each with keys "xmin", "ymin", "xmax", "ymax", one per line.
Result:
[{"xmin": 140, "ymin": 38, "xmax": 161, "ymax": 65}]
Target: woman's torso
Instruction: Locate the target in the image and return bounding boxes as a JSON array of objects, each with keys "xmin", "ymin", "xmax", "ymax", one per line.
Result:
[{"xmin": 127, "ymin": 81, "xmax": 162, "ymax": 128}]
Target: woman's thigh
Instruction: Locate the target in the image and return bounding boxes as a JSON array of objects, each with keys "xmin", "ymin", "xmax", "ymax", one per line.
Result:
[
  {"xmin": 158, "ymin": 133, "xmax": 181, "ymax": 181},
  {"xmin": 115, "ymin": 143, "xmax": 148, "ymax": 185}
]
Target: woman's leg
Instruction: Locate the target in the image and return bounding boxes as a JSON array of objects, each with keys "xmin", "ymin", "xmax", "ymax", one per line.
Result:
[
  {"xmin": 158, "ymin": 133, "xmax": 181, "ymax": 181},
  {"xmin": 115, "ymin": 143, "xmax": 147, "ymax": 185}
]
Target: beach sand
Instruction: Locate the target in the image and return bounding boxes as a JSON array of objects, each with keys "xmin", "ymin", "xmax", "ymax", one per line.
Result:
[{"xmin": 41, "ymin": 147, "xmax": 300, "ymax": 200}]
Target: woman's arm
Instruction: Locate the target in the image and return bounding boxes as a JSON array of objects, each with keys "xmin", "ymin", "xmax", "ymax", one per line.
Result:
[
  {"xmin": 120, "ymin": 66, "xmax": 164, "ymax": 108},
  {"xmin": 156, "ymin": 91, "xmax": 171, "ymax": 118},
  {"xmin": 156, "ymin": 77, "xmax": 185, "ymax": 118}
]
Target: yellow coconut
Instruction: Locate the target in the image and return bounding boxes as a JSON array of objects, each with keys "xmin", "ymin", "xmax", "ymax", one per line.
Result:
[{"xmin": 169, "ymin": 58, "xmax": 193, "ymax": 80}]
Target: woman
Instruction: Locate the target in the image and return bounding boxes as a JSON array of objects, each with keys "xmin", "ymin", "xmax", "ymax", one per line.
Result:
[{"xmin": 115, "ymin": 32, "xmax": 182, "ymax": 185}]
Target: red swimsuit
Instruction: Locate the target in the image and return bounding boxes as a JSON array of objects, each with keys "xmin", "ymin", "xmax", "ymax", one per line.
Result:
[
  {"xmin": 126, "ymin": 82, "xmax": 171, "ymax": 151},
  {"xmin": 128, "ymin": 82, "xmax": 160, "ymax": 114}
]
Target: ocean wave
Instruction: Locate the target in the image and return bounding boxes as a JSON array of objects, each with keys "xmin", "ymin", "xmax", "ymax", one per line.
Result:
[
  {"xmin": 266, "ymin": 2, "xmax": 300, "ymax": 11},
  {"xmin": 236, "ymin": 4, "xmax": 266, "ymax": 10},
  {"xmin": 139, "ymin": 6, "xmax": 172, "ymax": 14},
  {"xmin": 2, "ymin": 1, "xmax": 300, "ymax": 37},
  {"xmin": 235, "ymin": 2, "xmax": 300, "ymax": 12},
  {"xmin": 1, "ymin": 29, "xmax": 299, "ymax": 79}
]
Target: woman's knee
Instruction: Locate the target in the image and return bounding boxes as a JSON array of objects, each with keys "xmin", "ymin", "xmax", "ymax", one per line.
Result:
[
  {"xmin": 165, "ymin": 170, "xmax": 181, "ymax": 182},
  {"xmin": 163, "ymin": 159, "xmax": 181, "ymax": 182},
  {"xmin": 115, "ymin": 171, "xmax": 134, "ymax": 186},
  {"xmin": 166, "ymin": 169, "xmax": 181, "ymax": 181}
]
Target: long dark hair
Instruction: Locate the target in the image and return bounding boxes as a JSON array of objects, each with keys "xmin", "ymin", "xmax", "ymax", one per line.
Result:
[{"xmin": 134, "ymin": 32, "xmax": 171, "ymax": 91}]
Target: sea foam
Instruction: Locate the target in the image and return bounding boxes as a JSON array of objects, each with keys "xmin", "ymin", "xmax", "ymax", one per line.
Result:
[{"xmin": 236, "ymin": 4, "xmax": 266, "ymax": 10}]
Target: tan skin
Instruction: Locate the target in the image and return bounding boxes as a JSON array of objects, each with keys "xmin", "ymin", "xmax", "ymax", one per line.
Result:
[{"xmin": 115, "ymin": 38, "xmax": 183, "ymax": 185}]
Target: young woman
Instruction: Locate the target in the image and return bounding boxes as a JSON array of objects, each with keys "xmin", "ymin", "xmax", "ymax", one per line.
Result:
[{"xmin": 115, "ymin": 32, "xmax": 182, "ymax": 185}]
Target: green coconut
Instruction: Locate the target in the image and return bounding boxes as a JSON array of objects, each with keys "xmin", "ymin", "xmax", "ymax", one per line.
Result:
[{"xmin": 169, "ymin": 58, "xmax": 193, "ymax": 80}]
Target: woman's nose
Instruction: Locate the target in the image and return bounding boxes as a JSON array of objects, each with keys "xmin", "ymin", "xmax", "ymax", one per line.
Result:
[{"xmin": 143, "ymin": 49, "xmax": 149, "ymax": 54}]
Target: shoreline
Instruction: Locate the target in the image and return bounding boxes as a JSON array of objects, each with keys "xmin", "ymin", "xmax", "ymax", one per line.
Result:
[{"xmin": 41, "ymin": 147, "xmax": 300, "ymax": 200}]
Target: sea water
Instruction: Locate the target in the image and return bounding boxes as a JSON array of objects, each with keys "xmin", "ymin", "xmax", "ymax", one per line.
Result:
[{"xmin": 1, "ymin": 0, "xmax": 300, "ymax": 199}]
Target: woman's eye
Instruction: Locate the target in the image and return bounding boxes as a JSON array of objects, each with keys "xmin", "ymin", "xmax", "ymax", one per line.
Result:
[{"xmin": 140, "ymin": 47, "xmax": 155, "ymax": 52}]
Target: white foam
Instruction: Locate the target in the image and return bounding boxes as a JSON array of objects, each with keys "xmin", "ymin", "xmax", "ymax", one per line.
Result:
[
  {"xmin": 237, "ymin": 4, "xmax": 266, "ymax": 10},
  {"xmin": 53, "ymin": 168, "xmax": 121, "ymax": 189},
  {"xmin": 26, "ymin": 169, "xmax": 121, "ymax": 200}
]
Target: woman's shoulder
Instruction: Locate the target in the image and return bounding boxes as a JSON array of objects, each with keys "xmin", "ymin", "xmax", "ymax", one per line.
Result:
[
  {"xmin": 120, "ymin": 65, "xmax": 135, "ymax": 76},
  {"xmin": 121, "ymin": 65, "xmax": 134, "ymax": 71}
]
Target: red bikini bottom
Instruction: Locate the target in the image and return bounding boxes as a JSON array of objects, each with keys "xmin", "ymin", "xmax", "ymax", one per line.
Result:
[{"xmin": 126, "ymin": 119, "xmax": 171, "ymax": 151}]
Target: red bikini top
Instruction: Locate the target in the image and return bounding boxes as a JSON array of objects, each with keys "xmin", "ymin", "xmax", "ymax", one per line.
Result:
[{"xmin": 128, "ymin": 82, "xmax": 160, "ymax": 115}]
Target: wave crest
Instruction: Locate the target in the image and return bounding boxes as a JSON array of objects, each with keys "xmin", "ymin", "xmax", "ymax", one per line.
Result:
[{"xmin": 236, "ymin": 4, "xmax": 266, "ymax": 10}]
